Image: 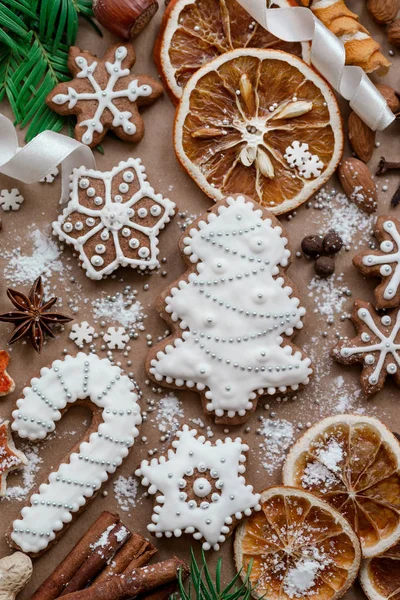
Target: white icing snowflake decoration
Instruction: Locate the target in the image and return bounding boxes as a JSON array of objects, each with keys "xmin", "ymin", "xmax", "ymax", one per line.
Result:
[
  {"xmin": 135, "ymin": 425, "xmax": 261, "ymax": 550},
  {"xmin": 0, "ymin": 188, "xmax": 24, "ymax": 211},
  {"xmin": 69, "ymin": 321, "xmax": 95, "ymax": 346},
  {"xmin": 52, "ymin": 158, "xmax": 175, "ymax": 280},
  {"xmin": 104, "ymin": 326, "xmax": 129, "ymax": 350},
  {"xmin": 299, "ymin": 154, "xmax": 324, "ymax": 179},
  {"xmin": 40, "ymin": 167, "xmax": 59, "ymax": 184},
  {"xmin": 284, "ymin": 141, "xmax": 311, "ymax": 168}
]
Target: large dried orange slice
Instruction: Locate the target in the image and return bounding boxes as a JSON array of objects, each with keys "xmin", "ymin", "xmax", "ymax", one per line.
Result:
[
  {"xmin": 283, "ymin": 415, "xmax": 400, "ymax": 558},
  {"xmin": 360, "ymin": 542, "xmax": 400, "ymax": 600},
  {"xmin": 174, "ymin": 48, "xmax": 343, "ymax": 214},
  {"xmin": 234, "ymin": 486, "xmax": 361, "ymax": 600},
  {"xmin": 155, "ymin": 0, "xmax": 310, "ymax": 103}
]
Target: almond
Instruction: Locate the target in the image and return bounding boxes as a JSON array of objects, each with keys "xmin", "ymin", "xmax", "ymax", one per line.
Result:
[
  {"xmin": 338, "ymin": 158, "xmax": 377, "ymax": 213},
  {"xmin": 347, "ymin": 111, "xmax": 375, "ymax": 163},
  {"xmin": 388, "ymin": 19, "xmax": 400, "ymax": 47},
  {"xmin": 367, "ymin": 0, "xmax": 399, "ymax": 24},
  {"xmin": 376, "ymin": 84, "xmax": 400, "ymax": 113}
]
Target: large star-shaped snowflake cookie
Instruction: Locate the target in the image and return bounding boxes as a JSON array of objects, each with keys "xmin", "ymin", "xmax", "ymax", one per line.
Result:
[
  {"xmin": 136, "ymin": 425, "xmax": 261, "ymax": 550},
  {"xmin": 46, "ymin": 43, "xmax": 163, "ymax": 148},
  {"xmin": 354, "ymin": 216, "xmax": 400, "ymax": 309},
  {"xmin": 333, "ymin": 299, "xmax": 400, "ymax": 395},
  {"xmin": 53, "ymin": 158, "xmax": 175, "ymax": 280}
]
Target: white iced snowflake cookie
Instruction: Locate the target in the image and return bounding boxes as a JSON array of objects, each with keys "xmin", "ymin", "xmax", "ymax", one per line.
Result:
[
  {"xmin": 69, "ymin": 321, "xmax": 95, "ymax": 346},
  {"xmin": 147, "ymin": 195, "xmax": 313, "ymax": 424},
  {"xmin": 103, "ymin": 326, "xmax": 129, "ymax": 350},
  {"xmin": 136, "ymin": 425, "xmax": 261, "ymax": 550},
  {"xmin": 333, "ymin": 299, "xmax": 400, "ymax": 396},
  {"xmin": 354, "ymin": 216, "xmax": 400, "ymax": 309},
  {"xmin": 10, "ymin": 352, "xmax": 141, "ymax": 555},
  {"xmin": 0, "ymin": 189, "xmax": 24, "ymax": 211},
  {"xmin": 53, "ymin": 158, "xmax": 175, "ymax": 280}
]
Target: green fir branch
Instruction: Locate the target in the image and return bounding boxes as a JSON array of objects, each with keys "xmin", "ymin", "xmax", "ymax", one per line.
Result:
[
  {"xmin": 179, "ymin": 550, "xmax": 255, "ymax": 600},
  {"xmin": 0, "ymin": 0, "xmax": 102, "ymax": 140}
]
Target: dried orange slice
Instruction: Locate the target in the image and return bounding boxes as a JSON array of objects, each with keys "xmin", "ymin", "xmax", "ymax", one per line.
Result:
[
  {"xmin": 155, "ymin": 0, "xmax": 310, "ymax": 103},
  {"xmin": 283, "ymin": 415, "xmax": 400, "ymax": 558},
  {"xmin": 360, "ymin": 542, "xmax": 400, "ymax": 600},
  {"xmin": 174, "ymin": 48, "xmax": 343, "ymax": 214},
  {"xmin": 234, "ymin": 486, "xmax": 361, "ymax": 600}
]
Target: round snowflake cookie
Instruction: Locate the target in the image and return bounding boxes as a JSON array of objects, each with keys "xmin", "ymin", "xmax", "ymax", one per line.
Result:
[
  {"xmin": 135, "ymin": 425, "xmax": 261, "ymax": 550},
  {"xmin": 9, "ymin": 353, "xmax": 141, "ymax": 555},
  {"xmin": 147, "ymin": 195, "xmax": 313, "ymax": 425}
]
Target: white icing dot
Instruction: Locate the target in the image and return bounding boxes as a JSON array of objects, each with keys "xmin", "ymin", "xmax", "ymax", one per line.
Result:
[
  {"xmin": 193, "ymin": 477, "xmax": 212, "ymax": 498},
  {"xmin": 87, "ymin": 187, "xmax": 96, "ymax": 197},
  {"xmin": 95, "ymin": 244, "xmax": 106, "ymax": 254},
  {"xmin": 91, "ymin": 255, "xmax": 104, "ymax": 267},
  {"xmin": 381, "ymin": 241, "xmax": 394, "ymax": 253},
  {"xmin": 94, "ymin": 197, "xmax": 103, "ymax": 206},
  {"xmin": 119, "ymin": 183, "xmax": 129, "ymax": 193},
  {"xmin": 101, "ymin": 230, "xmax": 110, "ymax": 241},
  {"xmin": 74, "ymin": 222, "xmax": 83, "ymax": 231},
  {"xmin": 129, "ymin": 238, "xmax": 140, "ymax": 249},
  {"xmin": 123, "ymin": 171, "xmax": 134, "ymax": 183},
  {"xmin": 121, "ymin": 227, "xmax": 131, "ymax": 237},
  {"xmin": 114, "ymin": 195, "xmax": 123, "ymax": 203},
  {"xmin": 150, "ymin": 205, "xmax": 162, "ymax": 217},
  {"xmin": 381, "ymin": 315, "xmax": 391, "ymax": 326},
  {"xmin": 138, "ymin": 247, "xmax": 150, "ymax": 258},
  {"xmin": 63, "ymin": 222, "xmax": 73, "ymax": 233},
  {"xmin": 380, "ymin": 265, "xmax": 392, "ymax": 276},
  {"xmin": 387, "ymin": 363, "xmax": 397, "ymax": 374},
  {"xmin": 79, "ymin": 178, "xmax": 89, "ymax": 189},
  {"xmin": 364, "ymin": 354, "xmax": 375, "ymax": 365},
  {"xmin": 138, "ymin": 208, "xmax": 148, "ymax": 218},
  {"xmin": 361, "ymin": 332, "xmax": 371, "ymax": 342},
  {"xmin": 86, "ymin": 218, "xmax": 95, "ymax": 227}
]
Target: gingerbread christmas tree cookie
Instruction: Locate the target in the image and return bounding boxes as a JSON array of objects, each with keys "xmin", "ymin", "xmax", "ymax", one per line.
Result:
[
  {"xmin": 333, "ymin": 299, "xmax": 400, "ymax": 396},
  {"xmin": 46, "ymin": 43, "xmax": 163, "ymax": 148},
  {"xmin": 354, "ymin": 216, "xmax": 400, "ymax": 309},
  {"xmin": 136, "ymin": 425, "xmax": 261, "ymax": 550},
  {"xmin": 147, "ymin": 195, "xmax": 313, "ymax": 424},
  {"xmin": 53, "ymin": 158, "xmax": 175, "ymax": 280}
]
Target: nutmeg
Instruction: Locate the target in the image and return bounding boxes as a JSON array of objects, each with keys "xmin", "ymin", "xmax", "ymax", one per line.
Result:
[
  {"xmin": 376, "ymin": 84, "xmax": 400, "ymax": 113},
  {"xmin": 93, "ymin": 0, "xmax": 158, "ymax": 39},
  {"xmin": 367, "ymin": 0, "xmax": 399, "ymax": 24},
  {"xmin": 388, "ymin": 19, "xmax": 400, "ymax": 48},
  {"xmin": 347, "ymin": 111, "xmax": 375, "ymax": 163}
]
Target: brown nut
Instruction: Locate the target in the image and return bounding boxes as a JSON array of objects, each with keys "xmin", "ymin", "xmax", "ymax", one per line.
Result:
[
  {"xmin": 348, "ymin": 111, "xmax": 375, "ymax": 163},
  {"xmin": 388, "ymin": 19, "xmax": 400, "ymax": 48},
  {"xmin": 367, "ymin": 0, "xmax": 399, "ymax": 24},
  {"xmin": 376, "ymin": 84, "xmax": 400, "ymax": 113},
  {"xmin": 338, "ymin": 158, "xmax": 377, "ymax": 214},
  {"xmin": 93, "ymin": 0, "xmax": 158, "ymax": 39}
]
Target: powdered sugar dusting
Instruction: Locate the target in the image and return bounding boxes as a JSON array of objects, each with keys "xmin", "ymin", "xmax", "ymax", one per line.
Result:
[
  {"xmin": 308, "ymin": 273, "xmax": 349, "ymax": 319},
  {"xmin": 113, "ymin": 475, "xmax": 138, "ymax": 513},
  {"xmin": 259, "ymin": 418, "xmax": 294, "ymax": 475},
  {"xmin": 92, "ymin": 291, "xmax": 145, "ymax": 330},
  {"xmin": 155, "ymin": 393, "xmax": 183, "ymax": 434},
  {"xmin": 5, "ymin": 446, "xmax": 42, "ymax": 500}
]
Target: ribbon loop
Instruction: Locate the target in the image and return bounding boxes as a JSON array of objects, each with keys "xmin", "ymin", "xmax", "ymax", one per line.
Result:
[
  {"xmin": 236, "ymin": 1, "xmax": 395, "ymax": 131},
  {"xmin": 0, "ymin": 115, "xmax": 96, "ymax": 203}
]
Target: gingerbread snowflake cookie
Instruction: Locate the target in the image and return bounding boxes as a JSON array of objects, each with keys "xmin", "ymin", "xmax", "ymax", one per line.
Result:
[
  {"xmin": 53, "ymin": 158, "xmax": 175, "ymax": 280},
  {"xmin": 147, "ymin": 195, "xmax": 313, "ymax": 424},
  {"xmin": 333, "ymin": 299, "xmax": 400, "ymax": 395},
  {"xmin": 354, "ymin": 216, "xmax": 400, "ymax": 309},
  {"xmin": 136, "ymin": 425, "xmax": 261, "ymax": 550},
  {"xmin": 46, "ymin": 43, "xmax": 163, "ymax": 148}
]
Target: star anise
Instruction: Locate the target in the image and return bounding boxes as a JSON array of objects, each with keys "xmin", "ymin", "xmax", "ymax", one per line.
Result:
[{"xmin": 0, "ymin": 277, "xmax": 72, "ymax": 353}]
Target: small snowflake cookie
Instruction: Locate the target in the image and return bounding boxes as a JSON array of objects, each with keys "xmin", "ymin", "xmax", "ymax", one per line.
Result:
[
  {"xmin": 0, "ymin": 189, "xmax": 24, "ymax": 211},
  {"xmin": 46, "ymin": 43, "xmax": 163, "ymax": 148},
  {"xmin": 333, "ymin": 299, "xmax": 400, "ymax": 396},
  {"xmin": 147, "ymin": 195, "xmax": 313, "ymax": 425},
  {"xmin": 135, "ymin": 425, "xmax": 261, "ymax": 550},
  {"xmin": 69, "ymin": 321, "xmax": 95, "ymax": 346},
  {"xmin": 40, "ymin": 167, "xmax": 59, "ymax": 184},
  {"xmin": 53, "ymin": 158, "xmax": 175, "ymax": 280},
  {"xmin": 104, "ymin": 327, "xmax": 129, "ymax": 350},
  {"xmin": 284, "ymin": 141, "xmax": 324, "ymax": 179},
  {"xmin": 354, "ymin": 216, "xmax": 400, "ymax": 309}
]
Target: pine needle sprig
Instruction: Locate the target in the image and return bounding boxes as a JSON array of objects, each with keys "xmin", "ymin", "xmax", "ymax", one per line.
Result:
[
  {"xmin": 0, "ymin": 0, "xmax": 101, "ymax": 141},
  {"xmin": 179, "ymin": 550, "xmax": 255, "ymax": 600}
]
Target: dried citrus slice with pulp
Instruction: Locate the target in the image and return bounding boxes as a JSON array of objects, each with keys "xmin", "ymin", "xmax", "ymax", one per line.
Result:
[
  {"xmin": 283, "ymin": 415, "xmax": 400, "ymax": 557},
  {"xmin": 174, "ymin": 48, "xmax": 343, "ymax": 214},
  {"xmin": 360, "ymin": 542, "xmax": 400, "ymax": 600},
  {"xmin": 234, "ymin": 486, "xmax": 361, "ymax": 600},
  {"xmin": 155, "ymin": 0, "xmax": 310, "ymax": 103}
]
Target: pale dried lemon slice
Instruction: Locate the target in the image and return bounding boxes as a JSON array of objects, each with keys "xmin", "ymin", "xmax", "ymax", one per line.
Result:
[
  {"xmin": 360, "ymin": 542, "xmax": 400, "ymax": 600},
  {"xmin": 174, "ymin": 48, "xmax": 343, "ymax": 215},
  {"xmin": 234, "ymin": 486, "xmax": 361, "ymax": 600},
  {"xmin": 283, "ymin": 415, "xmax": 400, "ymax": 558},
  {"xmin": 155, "ymin": 0, "xmax": 310, "ymax": 103}
]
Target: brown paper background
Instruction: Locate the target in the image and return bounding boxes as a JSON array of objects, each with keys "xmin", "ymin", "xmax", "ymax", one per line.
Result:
[{"xmin": 0, "ymin": 2, "xmax": 399, "ymax": 598}]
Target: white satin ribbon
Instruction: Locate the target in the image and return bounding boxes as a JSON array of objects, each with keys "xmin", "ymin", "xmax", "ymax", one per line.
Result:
[
  {"xmin": 0, "ymin": 114, "xmax": 96, "ymax": 203},
  {"xmin": 236, "ymin": 0, "xmax": 395, "ymax": 131}
]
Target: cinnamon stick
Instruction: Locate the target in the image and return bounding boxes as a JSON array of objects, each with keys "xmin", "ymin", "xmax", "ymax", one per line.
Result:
[
  {"xmin": 141, "ymin": 581, "xmax": 178, "ymax": 600},
  {"xmin": 30, "ymin": 511, "xmax": 119, "ymax": 600},
  {"xmin": 60, "ymin": 521, "xmax": 131, "ymax": 595},
  {"xmin": 60, "ymin": 557, "xmax": 188, "ymax": 600},
  {"xmin": 94, "ymin": 533, "xmax": 156, "ymax": 584}
]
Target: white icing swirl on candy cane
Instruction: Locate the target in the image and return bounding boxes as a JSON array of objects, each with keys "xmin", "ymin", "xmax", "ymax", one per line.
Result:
[{"xmin": 10, "ymin": 353, "xmax": 141, "ymax": 554}]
